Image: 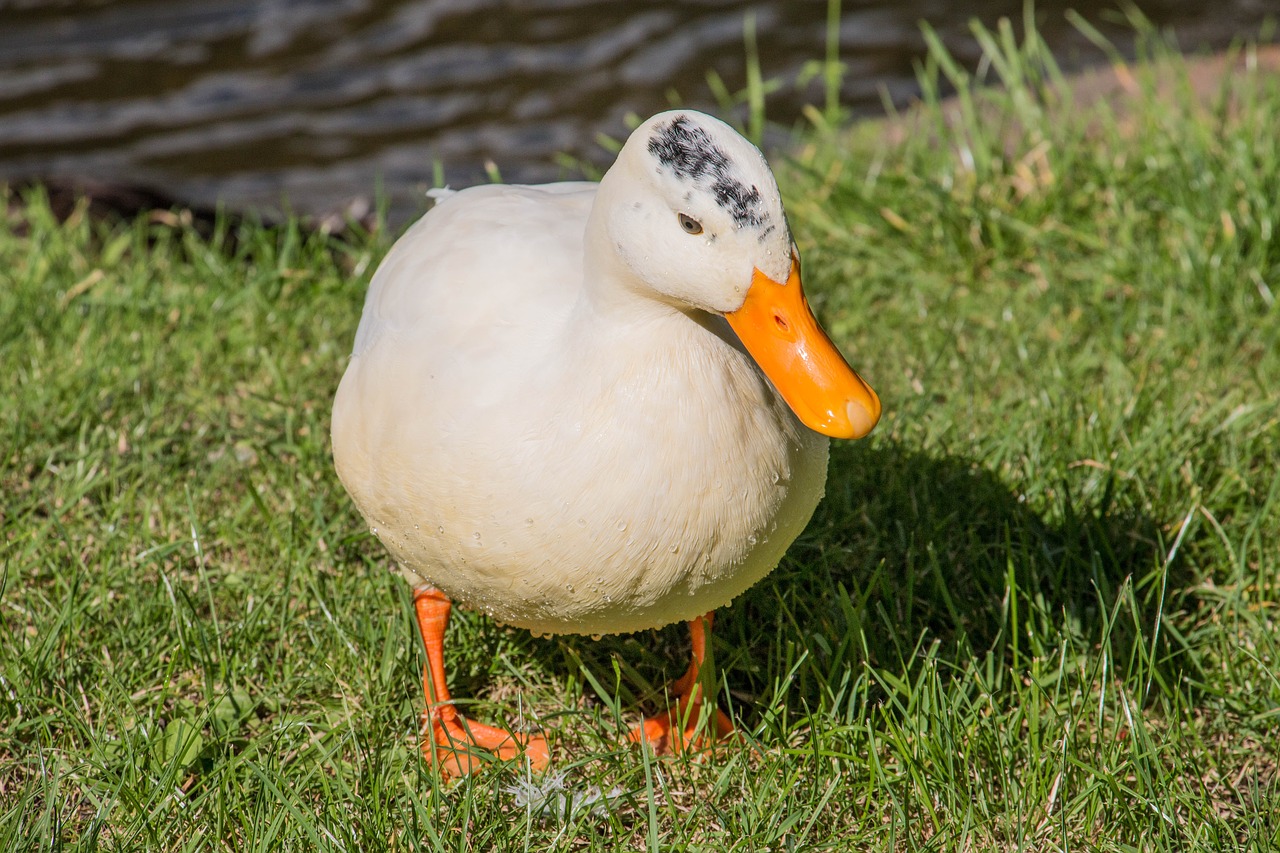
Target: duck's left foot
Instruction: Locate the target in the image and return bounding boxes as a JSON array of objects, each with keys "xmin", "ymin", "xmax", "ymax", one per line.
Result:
[
  {"xmin": 628, "ymin": 612, "xmax": 736, "ymax": 755},
  {"xmin": 629, "ymin": 697, "xmax": 734, "ymax": 755},
  {"xmin": 424, "ymin": 703, "xmax": 550, "ymax": 776}
]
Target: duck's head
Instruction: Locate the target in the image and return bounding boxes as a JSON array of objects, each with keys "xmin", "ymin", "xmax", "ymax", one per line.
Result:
[{"xmin": 593, "ymin": 109, "xmax": 881, "ymax": 440}]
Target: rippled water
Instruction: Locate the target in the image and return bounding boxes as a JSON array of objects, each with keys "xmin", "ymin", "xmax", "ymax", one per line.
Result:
[{"xmin": 0, "ymin": 1, "xmax": 1273, "ymax": 220}]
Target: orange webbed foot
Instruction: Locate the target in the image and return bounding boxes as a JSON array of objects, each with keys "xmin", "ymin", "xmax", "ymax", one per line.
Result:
[
  {"xmin": 414, "ymin": 585, "xmax": 552, "ymax": 778},
  {"xmin": 424, "ymin": 703, "xmax": 550, "ymax": 777},
  {"xmin": 628, "ymin": 612, "xmax": 736, "ymax": 756},
  {"xmin": 628, "ymin": 699, "xmax": 735, "ymax": 755}
]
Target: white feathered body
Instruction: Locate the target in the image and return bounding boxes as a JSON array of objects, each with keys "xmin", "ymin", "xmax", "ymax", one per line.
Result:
[{"xmin": 332, "ymin": 182, "xmax": 829, "ymax": 637}]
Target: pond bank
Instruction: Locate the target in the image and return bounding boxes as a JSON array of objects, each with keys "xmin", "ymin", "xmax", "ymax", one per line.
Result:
[{"xmin": 6, "ymin": 42, "xmax": 1280, "ymax": 240}]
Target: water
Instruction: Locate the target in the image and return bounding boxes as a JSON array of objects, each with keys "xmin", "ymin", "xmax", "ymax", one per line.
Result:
[{"xmin": 0, "ymin": 1, "xmax": 1273, "ymax": 222}]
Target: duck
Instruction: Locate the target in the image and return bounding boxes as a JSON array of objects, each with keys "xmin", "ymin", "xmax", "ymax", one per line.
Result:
[{"xmin": 331, "ymin": 110, "xmax": 880, "ymax": 776}]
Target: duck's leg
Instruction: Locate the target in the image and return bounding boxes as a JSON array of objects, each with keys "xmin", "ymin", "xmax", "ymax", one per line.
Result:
[
  {"xmin": 628, "ymin": 611, "xmax": 735, "ymax": 754},
  {"xmin": 413, "ymin": 586, "xmax": 550, "ymax": 776}
]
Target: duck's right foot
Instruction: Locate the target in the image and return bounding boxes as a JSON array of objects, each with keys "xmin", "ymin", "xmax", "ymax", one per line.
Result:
[{"xmin": 424, "ymin": 703, "xmax": 550, "ymax": 777}]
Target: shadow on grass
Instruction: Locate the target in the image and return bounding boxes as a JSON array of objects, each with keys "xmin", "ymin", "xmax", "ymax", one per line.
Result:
[{"xmin": 558, "ymin": 438, "xmax": 1198, "ymax": 726}]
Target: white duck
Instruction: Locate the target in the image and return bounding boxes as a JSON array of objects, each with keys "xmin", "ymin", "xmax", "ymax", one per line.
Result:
[{"xmin": 332, "ymin": 110, "xmax": 880, "ymax": 775}]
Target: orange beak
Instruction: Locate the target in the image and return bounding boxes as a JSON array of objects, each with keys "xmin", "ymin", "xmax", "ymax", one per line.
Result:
[{"xmin": 724, "ymin": 255, "xmax": 880, "ymax": 439}]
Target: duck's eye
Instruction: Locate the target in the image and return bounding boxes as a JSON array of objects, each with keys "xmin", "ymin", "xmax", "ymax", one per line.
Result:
[{"xmin": 677, "ymin": 213, "xmax": 703, "ymax": 235}]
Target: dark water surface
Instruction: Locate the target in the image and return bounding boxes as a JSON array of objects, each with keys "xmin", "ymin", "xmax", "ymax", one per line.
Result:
[{"xmin": 1, "ymin": 1, "xmax": 1275, "ymax": 221}]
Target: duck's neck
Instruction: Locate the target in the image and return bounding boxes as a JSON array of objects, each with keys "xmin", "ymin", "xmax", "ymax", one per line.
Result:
[
  {"xmin": 576, "ymin": 172, "xmax": 688, "ymax": 327},
  {"xmin": 560, "ymin": 182, "xmax": 748, "ymax": 407}
]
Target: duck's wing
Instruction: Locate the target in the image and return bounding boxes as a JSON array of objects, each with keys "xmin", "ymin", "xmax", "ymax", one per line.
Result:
[
  {"xmin": 350, "ymin": 182, "xmax": 597, "ymax": 361},
  {"xmin": 333, "ymin": 181, "xmax": 597, "ymax": 497}
]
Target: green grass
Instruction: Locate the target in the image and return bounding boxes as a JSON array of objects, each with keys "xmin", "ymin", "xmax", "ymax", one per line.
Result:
[{"xmin": 3, "ymin": 17, "xmax": 1280, "ymax": 852}]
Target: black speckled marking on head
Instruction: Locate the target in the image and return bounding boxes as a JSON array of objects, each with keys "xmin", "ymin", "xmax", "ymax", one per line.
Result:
[
  {"xmin": 647, "ymin": 115, "xmax": 768, "ymax": 229},
  {"xmin": 647, "ymin": 115, "xmax": 728, "ymax": 180}
]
